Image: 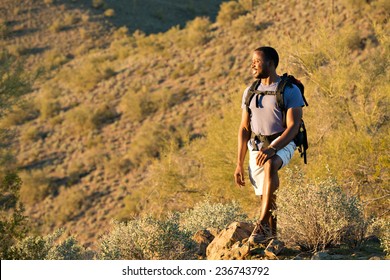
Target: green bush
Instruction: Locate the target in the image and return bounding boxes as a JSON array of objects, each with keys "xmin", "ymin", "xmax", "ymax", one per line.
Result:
[
  {"xmin": 0, "ymin": 51, "xmax": 32, "ymax": 118},
  {"xmin": 118, "ymin": 89, "xmax": 157, "ymax": 122},
  {"xmin": 65, "ymin": 103, "xmax": 117, "ymax": 133},
  {"xmin": 104, "ymin": 9, "xmax": 115, "ymax": 17},
  {"xmin": 370, "ymin": 217, "xmax": 390, "ymax": 257},
  {"xmin": 43, "ymin": 49, "xmax": 70, "ymax": 70},
  {"xmin": 19, "ymin": 170, "xmax": 51, "ymax": 206},
  {"xmin": 60, "ymin": 54, "xmax": 116, "ymax": 92},
  {"xmin": 231, "ymin": 14, "xmax": 257, "ymax": 36},
  {"xmin": 184, "ymin": 17, "xmax": 211, "ymax": 47},
  {"xmin": 99, "ymin": 214, "xmax": 197, "ymax": 260},
  {"xmin": 52, "ymin": 187, "xmax": 86, "ymax": 223},
  {"xmin": 0, "ymin": 173, "xmax": 28, "ymax": 259},
  {"xmin": 36, "ymin": 85, "xmax": 62, "ymax": 119},
  {"xmin": 49, "ymin": 19, "xmax": 64, "ymax": 33},
  {"xmin": 180, "ymin": 200, "xmax": 248, "ymax": 235},
  {"xmin": 126, "ymin": 120, "xmax": 173, "ymax": 166},
  {"xmin": 0, "ymin": 101, "xmax": 39, "ymax": 127},
  {"xmin": 20, "ymin": 126, "xmax": 44, "ymax": 142},
  {"xmin": 6, "ymin": 229, "xmax": 86, "ymax": 260},
  {"xmin": 276, "ymin": 169, "xmax": 367, "ymax": 251},
  {"xmin": 216, "ymin": 1, "xmax": 247, "ymax": 26},
  {"xmin": 0, "ymin": 20, "xmax": 9, "ymax": 39},
  {"xmin": 92, "ymin": 0, "xmax": 105, "ymax": 9}
]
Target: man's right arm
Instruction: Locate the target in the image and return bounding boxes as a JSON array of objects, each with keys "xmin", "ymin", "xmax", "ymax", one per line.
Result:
[{"xmin": 234, "ymin": 109, "xmax": 251, "ymax": 187}]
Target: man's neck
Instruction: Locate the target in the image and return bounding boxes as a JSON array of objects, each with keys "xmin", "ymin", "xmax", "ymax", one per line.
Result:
[{"xmin": 261, "ymin": 73, "xmax": 279, "ymax": 86}]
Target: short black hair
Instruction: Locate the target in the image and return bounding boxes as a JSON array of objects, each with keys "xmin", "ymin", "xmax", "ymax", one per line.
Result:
[{"xmin": 254, "ymin": 46, "xmax": 279, "ymax": 68}]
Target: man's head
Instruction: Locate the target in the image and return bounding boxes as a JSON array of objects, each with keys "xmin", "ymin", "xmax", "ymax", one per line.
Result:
[{"xmin": 251, "ymin": 46, "xmax": 279, "ymax": 79}]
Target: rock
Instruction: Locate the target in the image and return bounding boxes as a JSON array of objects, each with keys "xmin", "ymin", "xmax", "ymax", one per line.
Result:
[
  {"xmin": 229, "ymin": 243, "xmax": 251, "ymax": 260},
  {"xmin": 329, "ymin": 254, "xmax": 346, "ymax": 260},
  {"xmin": 192, "ymin": 229, "xmax": 215, "ymax": 257},
  {"xmin": 369, "ymin": 256, "xmax": 382, "ymax": 260},
  {"xmin": 206, "ymin": 221, "xmax": 254, "ymax": 260},
  {"xmin": 311, "ymin": 251, "xmax": 330, "ymax": 260},
  {"xmin": 264, "ymin": 239, "xmax": 285, "ymax": 258}
]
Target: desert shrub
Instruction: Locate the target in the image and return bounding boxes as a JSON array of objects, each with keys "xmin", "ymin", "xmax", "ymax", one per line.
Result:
[
  {"xmin": 60, "ymin": 54, "xmax": 116, "ymax": 92},
  {"xmin": 0, "ymin": 20, "xmax": 9, "ymax": 39},
  {"xmin": 216, "ymin": 1, "xmax": 247, "ymax": 26},
  {"xmin": 126, "ymin": 120, "xmax": 175, "ymax": 166},
  {"xmin": 65, "ymin": 105, "xmax": 95, "ymax": 132},
  {"xmin": 49, "ymin": 19, "xmax": 64, "ymax": 33},
  {"xmin": 104, "ymin": 9, "xmax": 115, "ymax": 17},
  {"xmin": 170, "ymin": 62, "xmax": 198, "ymax": 79},
  {"xmin": 0, "ymin": 172, "xmax": 29, "ymax": 259},
  {"xmin": 133, "ymin": 30, "xmax": 164, "ymax": 54},
  {"xmin": 116, "ymin": 190, "xmax": 145, "ymax": 220},
  {"xmin": 344, "ymin": 0, "xmax": 369, "ymax": 9},
  {"xmin": 99, "ymin": 214, "xmax": 197, "ymax": 260},
  {"xmin": 369, "ymin": 217, "xmax": 390, "ymax": 256},
  {"xmin": 0, "ymin": 101, "xmax": 39, "ymax": 127},
  {"xmin": 288, "ymin": 20, "xmax": 389, "ymax": 218},
  {"xmin": 124, "ymin": 140, "xmax": 202, "ymax": 218},
  {"xmin": 52, "ymin": 186, "xmax": 86, "ymax": 223},
  {"xmin": 103, "ymin": 154, "xmax": 131, "ymax": 176},
  {"xmin": 192, "ymin": 87, "xmax": 258, "ymax": 213},
  {"xmin": 38, "ymin": 98, "xmax": 61, "ymax": 120},
  {"xmin": 20, "ymin": 126, "xmax": 44, "ymax": 142},
  {"xmin": 65, "ymin": 103, "xmax": 117, "ymax": 133},
  {"xmin": 6, "ymin": 45, "xmax": 29, "ymax": 57},
  {"xmin": 184, "ymin": 17, "xmax": 211, "ymax": 47},
  {"xmin": 276, "ymin": 169, "xmax": 367, "ymax": 252},
  {"xmin": 231, "ymin": 14, "xmax": 257, "ymax": 36},
  {"xmin": 180, "ymin": 200, "xmax": 248, "ymax": 235},
  {"xmin": 44, "ymin": 49, "xmax": 70, "ymax": 70},
  {"xmin": 118, "ymin": 89, "xmax": 157, "ymax": 122},
  {"xmin": 238, "ymin": 0, "xmax": 257, "ymax": 11},
  {"xmin": 0, "ymin": 51, "xmax": 32, "ymax": 117},
  {"xmin": 157, "ymin": 88, "xmax": 187, "ymax": 110},
  {"xmin": 19, "ymin": 170, "xmax": 51, "ymax": 206},
  {"xmin": 110, "ymin": 26, "xmax": 134, "ymax": 58},
  {"xmin": 92, "ymin": 0, "xmax": 105, "ymax": 9},
  {"xmin": 91, "ymin": 104, "xmax": 118, "ymax": 128},
  {"xmin": 36, "ymin": 85, "xmax": 62, "ymax": 119},
  {"xmin": 6, "ymin": 229, "xmax": 86, "ymax": 260},
  {"xmin": 64, "ymin": 13, "xmax": 79, "ymax": 25}
]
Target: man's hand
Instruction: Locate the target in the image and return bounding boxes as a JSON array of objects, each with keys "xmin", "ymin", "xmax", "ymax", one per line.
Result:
[
  {"xmin": 256, "ymin": 147, "xmax": 276, "ymax": 166},
  {"xmin": 234, "ymin": 164, "xmax": 246, "ymax": 187}
]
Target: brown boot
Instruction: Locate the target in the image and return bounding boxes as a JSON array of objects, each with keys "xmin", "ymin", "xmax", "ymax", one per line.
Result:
[{"xmin": 248, "ymin": 222, "xmax": 273, "ymax": 245}]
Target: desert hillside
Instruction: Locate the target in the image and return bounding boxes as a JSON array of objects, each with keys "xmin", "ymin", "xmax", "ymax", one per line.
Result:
[{"xmin": 0, "ymin": 0, "xmax": 388, "ymax": 258}]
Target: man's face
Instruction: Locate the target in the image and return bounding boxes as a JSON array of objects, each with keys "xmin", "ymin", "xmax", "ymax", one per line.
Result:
[{"xmin": 251, "ymin": 51, "xmax": 270, "ymax": 79}]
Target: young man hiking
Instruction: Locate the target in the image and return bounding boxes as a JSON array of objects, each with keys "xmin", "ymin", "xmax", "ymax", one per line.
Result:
[{"xmin": 234, "ymin": 46, "xmax": 304, "ymax": 244}]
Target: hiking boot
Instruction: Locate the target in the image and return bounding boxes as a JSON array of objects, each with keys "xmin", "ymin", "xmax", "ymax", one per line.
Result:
[
  {"xmin": 248, "ymin": 223, "xmax": 272, "ymax": 245},
  {"xmin": 264, "ymin": 239, "xmax": 285, "ymax": 258}
]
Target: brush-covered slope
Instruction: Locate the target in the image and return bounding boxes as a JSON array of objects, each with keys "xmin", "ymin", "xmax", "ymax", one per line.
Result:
[{"xmin": 1, "ymin": 0, "xmax": 388, "ymax": 249}]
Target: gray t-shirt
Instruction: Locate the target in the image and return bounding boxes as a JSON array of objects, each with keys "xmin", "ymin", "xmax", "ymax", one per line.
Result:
[{"xmin": 241, "ymin": 79, "xmax": 304, "ymax": 136}]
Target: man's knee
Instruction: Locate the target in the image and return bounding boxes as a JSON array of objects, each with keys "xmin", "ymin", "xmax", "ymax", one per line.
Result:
[{"xmin": 264, "ymin": 156, "xmax": 283, "ymax": 174}]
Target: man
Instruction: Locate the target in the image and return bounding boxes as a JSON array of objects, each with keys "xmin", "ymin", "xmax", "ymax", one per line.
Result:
[{"xmin": 234, "ymin": 46, "xmax": 304, "ymax": 244}]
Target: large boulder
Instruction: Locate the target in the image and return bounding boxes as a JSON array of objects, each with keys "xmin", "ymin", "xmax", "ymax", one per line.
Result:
[
  {"xmin": 192, "ymin": 229, "xmax": 215, "ymax": 257},
  {"xmin": 206, "ymin": 221, "xmax": 254, "ymax": 260}
]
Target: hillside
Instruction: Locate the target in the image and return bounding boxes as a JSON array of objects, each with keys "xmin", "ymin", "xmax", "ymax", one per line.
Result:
[{"xmin": 1, "ymin": 0, "xmax": 389, "ymax": 254}]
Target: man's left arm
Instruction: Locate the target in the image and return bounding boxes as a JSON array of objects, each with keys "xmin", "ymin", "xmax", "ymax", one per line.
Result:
[
  {"xmin": 269, "ymin": 107, "xmax": 302, "ymax": 151},
  {"xmin": 256, "ymin": 107, "xmax": 302, "ymax": 166}
]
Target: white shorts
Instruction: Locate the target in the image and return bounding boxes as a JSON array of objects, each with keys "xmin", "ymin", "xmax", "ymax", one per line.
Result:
[{"xmin": 248, "ymin": 137, "xmax": 296, "ymax": 196}]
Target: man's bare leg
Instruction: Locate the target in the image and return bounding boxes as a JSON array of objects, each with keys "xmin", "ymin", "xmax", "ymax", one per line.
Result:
[{"xmin": 259, "ymin": 156, "xmax": 282, "ymax": 237}]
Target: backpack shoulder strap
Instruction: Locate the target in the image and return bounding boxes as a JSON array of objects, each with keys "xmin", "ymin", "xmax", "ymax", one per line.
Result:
[
  {"xmin": 276, "ymin": 73, "xmax": 290, "ymax": 126},
  {"xmin": 244, "ymin": 79, "xmax": 261, "ymax": 113}
]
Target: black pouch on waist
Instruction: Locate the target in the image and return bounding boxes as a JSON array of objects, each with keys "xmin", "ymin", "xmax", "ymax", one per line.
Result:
[{"xmin": 254, "ymin": 131, "xmax": 283, "ymax": 148}]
